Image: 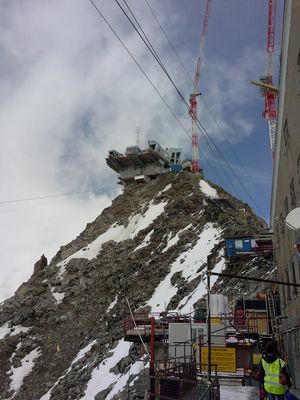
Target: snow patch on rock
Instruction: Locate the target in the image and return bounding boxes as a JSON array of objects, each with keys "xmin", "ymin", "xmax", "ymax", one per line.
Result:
[
  {"xmin": 50, "ymin": 286, "xmax": 65, "ymax": 304},
  {"xmin": 80, "ymin": 339, "xmax": 132, "ymax": 400},
  {"xmin": 107, "ymin": 295, "xmax": 118, "ymax": 312},
  {"xmin": 199, "ymin": 180, "xmax": 218, "ymax": 199},
  {"xmin": 0, "ymin": 323, "xmax": 31, "ymax": 340},
  {"xmin": 58, "ymin": 200, "xmax": 167, "ymax": 276},
  {"xmin": 177, "ymin": 252, "xmax": 225, "ymax": 313},
  {"xmin": 161, "ymin": 224, "xmax": 192, "ymax": 253},
  {"xmin": 8, "ymin": 348, "xmax": 40, "ymax": 397},
  {"xmin": 39, "ymin": 340, "xmax": 97, "ymax": 400},
  {"xmin": 147, "ymin": 223, "xmax": 222, "ymax": 311},
  {"xmin": 134, "ymin": 229, "xmax": 154, "ymax": 251}
]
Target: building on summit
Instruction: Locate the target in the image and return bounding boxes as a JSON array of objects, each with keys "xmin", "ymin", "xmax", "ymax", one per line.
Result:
[{"xmin": 106, "ymin": 140, "xmax": 192, "ymax": 185}]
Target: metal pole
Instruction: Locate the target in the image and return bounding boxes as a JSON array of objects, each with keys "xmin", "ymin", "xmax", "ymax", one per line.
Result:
[
  {"xmin": 207, "ymin": 255, "xmax": 212, "ymax": 382},
  {"xmin": 209, "ymin": 271, "xmax": 300, "ymax": 287},
  {"xmin": 150, "ymin": 317, "xmax": 155, "ymax": 400}
]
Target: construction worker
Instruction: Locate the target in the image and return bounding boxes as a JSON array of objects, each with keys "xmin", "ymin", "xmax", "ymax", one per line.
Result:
[{"xmin": 258, "ymin": 340, "xmax": 292, "ymax": 399}]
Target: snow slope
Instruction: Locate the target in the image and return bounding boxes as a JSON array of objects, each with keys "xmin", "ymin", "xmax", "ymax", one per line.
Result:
[
  {"xmin": 58, "ymin": 200, "xmax": 167, "ymax": 276},
  {"xmin": 7, "ymin": 348, "xmax": 40, "ymax": 399},
  {"xmin": 80, "ymin": 339, "xmax": 141, "ymax": 400},
  {"xmin": 147, "ymin": 223, "xmax": 222, "ymax": 311},
  {"xmin": 199, "ymin": 179, "xmax": 219, "ymax": 199}
]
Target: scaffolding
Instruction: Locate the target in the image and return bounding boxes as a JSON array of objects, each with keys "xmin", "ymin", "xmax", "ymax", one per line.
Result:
[{"xmin": 123, "ymin": 291, "xmax": 283, "ymax": 399}]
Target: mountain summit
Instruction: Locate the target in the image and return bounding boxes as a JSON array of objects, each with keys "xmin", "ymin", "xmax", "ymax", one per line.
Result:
[{"xmin": 0, "ymin": 173, "xmax": 272, "ymax": 399}]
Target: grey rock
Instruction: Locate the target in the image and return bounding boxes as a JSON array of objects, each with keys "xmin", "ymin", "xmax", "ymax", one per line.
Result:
[{"xmin": 0, "ymin": 173, "xmax": 272, "ymax": 400}]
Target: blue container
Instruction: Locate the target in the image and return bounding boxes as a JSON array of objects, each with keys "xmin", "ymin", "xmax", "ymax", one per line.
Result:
[
  {"xmin": 225, "ymin": 236, "xmax": 255, "ymax": 257},
  {"xmin": 170, "ymin": 164, "xmax": 182, "ymax": 172}
]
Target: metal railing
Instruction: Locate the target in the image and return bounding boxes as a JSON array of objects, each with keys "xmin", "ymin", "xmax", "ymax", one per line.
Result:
[
  {"xmin": 148, "ymin": 373, "xmax": 220, "ymax": 400},
  {"xmin": 198, "ymin": 378, "xmax": 220, "ymax": 400}
]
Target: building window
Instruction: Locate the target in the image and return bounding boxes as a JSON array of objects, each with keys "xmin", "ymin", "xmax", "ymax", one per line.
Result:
[
  {"xmin": 283, "ymin": 119, "xmax": 289, "ymax": 147},
  {"xmin": 235, "ymin": 240, "xmax": 243, "ymax": 249},
  {"xmin": 284, "ymin": 197, "xmax": 289, "ymax": 217},
  {"xmin": 290, "ymin": 177, "xmax": 296, "ymax": 207}
]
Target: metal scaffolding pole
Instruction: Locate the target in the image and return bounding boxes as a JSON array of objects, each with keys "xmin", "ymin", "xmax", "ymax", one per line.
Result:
[
  {"xmin": 208, "ymin": 271, "xmax": 300, "ymax": 287},
  {"xmin": 207, "ymin": 255, "xmax": 213, "ymax": 382}
]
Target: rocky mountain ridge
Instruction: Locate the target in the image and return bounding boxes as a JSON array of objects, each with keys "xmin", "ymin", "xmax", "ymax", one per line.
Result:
[{"xmin": 0, "ymin": 172, "xmax": 273, "ymax": 400}]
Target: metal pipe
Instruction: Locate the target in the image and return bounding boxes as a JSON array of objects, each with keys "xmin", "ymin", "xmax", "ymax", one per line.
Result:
[
  {"xmin": 150, "ymin": 317, "xmax": 155, "ymax": 400},
  {"xmin": 207, "ymin": 255, "xmax": 212, "ymax": 382},
  {"xmin": 209, "ymin": 271, "xmax": 300, "ymax": 287}
]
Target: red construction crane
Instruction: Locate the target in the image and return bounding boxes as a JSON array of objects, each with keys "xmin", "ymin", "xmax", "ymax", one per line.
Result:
[
  {"xmin": 189, "ymin": 0, "xmax": 212, "ymax": 173},
  {"xmin": 252, "ymin": 0, "xmax": 278, "ymax": 160}
]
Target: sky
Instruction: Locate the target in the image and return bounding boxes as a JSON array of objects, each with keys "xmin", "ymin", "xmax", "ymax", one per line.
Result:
[{"xmin": 0, "ymin": 0, "xmax": 284, "ymax": 301}]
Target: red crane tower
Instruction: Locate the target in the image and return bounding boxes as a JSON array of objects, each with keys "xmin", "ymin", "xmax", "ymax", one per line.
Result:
[
  {"xmin": 189, "ymin": 0, "xmax": 212, "ymax": 173},
  {"xmin": 252, "ymin": 0, "xmax": 278, "ymax": 160},
  {"xmin": 264, "ymin": 0, "xmax": 277, "ymax": 159}
]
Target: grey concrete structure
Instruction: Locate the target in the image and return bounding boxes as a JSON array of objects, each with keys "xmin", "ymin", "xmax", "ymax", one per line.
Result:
[
  {"xmin": 270, "ymin": 0, "xmax": 300, "ymax": 395},
  {"xmin": 106, "ymin": 140, "xmax": 184, "ymax": 185}
]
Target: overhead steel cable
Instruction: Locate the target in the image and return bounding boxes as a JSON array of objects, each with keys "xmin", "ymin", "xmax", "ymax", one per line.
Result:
[
  {"xmin": 111, "ymin": 0, "xmax": 266, "ymax": 217},
  {"xmin": 0, "ymin": 190, "xmax": 94, "ymax": 205},
  {"xmin": 143, "ymin": 0, "xmax": 195, "ymax": 88},
  {"xmin": 112, "ymin": 0, "xmax": 238, "ymax": 194},
  {"xmin": 194, "ymin": 117, "xmax": 266, "ymax": 218},
  {"xmin": 106, "ymin": 0, "xmax": 256, "ymax": 210},
  {"xmin": 89, "ymin": 0, "xmax": 266, "ymax": 218},
  {"xmin": 88, "ymin": 0, "xmax": 234, "ymax": 193},
  {"xmin": 114, "ymin": 0, "xmax": 188, "ymax": 107},
  {"xmin": 121, "ymin": 0, "xmax": 167, "ymax": 75},
  {"xmin": 88, "ymin": 0, "xmax": 192, "ymax": 141},
  {"xmin": 142, "ymin": 0, "xmax": 269, "ymax": 208},
  {"xmin": 199, "ymin": 95, "xmax": 269, "ymax": 200}
]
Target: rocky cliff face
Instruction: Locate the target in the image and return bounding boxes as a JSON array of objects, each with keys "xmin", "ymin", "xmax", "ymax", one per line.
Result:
[{"xmin": 0, "ymin": 172, "xmax": 273, "ymax": 400}]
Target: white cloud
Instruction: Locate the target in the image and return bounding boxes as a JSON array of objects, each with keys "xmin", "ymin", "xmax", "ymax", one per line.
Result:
[
  {"xmin": 0, "ymin": 0, "xmax": 187, "ymax": 301},
  {"xmin": 199, "ymin": 47, "xmax": 266, "ymax": 145},
  {"xmin": 0, "ymin": 1, "xmax": 272, "ymax": 300},
  {"xmin": 0, "ymin": 195, "xmax": 112, "ymax": 302}
]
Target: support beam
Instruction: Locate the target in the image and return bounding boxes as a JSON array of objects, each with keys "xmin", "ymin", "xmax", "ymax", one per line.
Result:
[
  {"xmin": 251, "ymin": 79, "xmax": 279, "ymax": 93},
  {"xmin": 209, "ymin": 271, "xmax": 300, "ymax": 287}
]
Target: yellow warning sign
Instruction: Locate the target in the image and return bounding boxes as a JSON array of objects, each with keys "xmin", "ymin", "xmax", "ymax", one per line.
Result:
[
  {"xmin": 210, "ymin": 317, "xmax": 221, "ymax": 324},
  {"xmin": 252, "ymin": 353, "xmax": 262, "ymax": 364},
  {"xmin": 201, "ymin": 347, "xmax": 236, "ymax": 373}
]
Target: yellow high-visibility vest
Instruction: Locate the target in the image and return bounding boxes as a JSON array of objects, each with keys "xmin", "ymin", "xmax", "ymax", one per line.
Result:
[{"xmin": 262, "ymin": 358, "xmax": 286, "ymax": 395}]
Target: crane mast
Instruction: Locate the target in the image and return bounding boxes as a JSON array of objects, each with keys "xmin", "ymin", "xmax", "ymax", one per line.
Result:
[
  {"xmin": 263, "ymin": 0, "xmax": 277, "ymax": 159},
  {"xmin": 189, "ymin": 0, "xmax": 212, "ymax": 173}
]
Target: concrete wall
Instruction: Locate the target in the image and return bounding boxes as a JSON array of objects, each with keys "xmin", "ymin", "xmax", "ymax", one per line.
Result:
[
  {"xmin": 120, "ymin": 163, "xmax": 167, "ymax": 181},
  {"xmin": 271, "ymin": 1, "xmax": 300, "ymax": 394},
  {"xmin": 168, "ymin": 323, "xmax": 191, "ymax": 361}
]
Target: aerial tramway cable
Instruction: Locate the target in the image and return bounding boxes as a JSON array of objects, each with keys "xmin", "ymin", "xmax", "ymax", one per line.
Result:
[
  {"xmin": 87, "ymin": 0, "xmax": 230, "ymax": 191},
  {"xmin": 88, "ymin": 0, "xmax": 267, "ymax": 219},
  {"xmin": 143, "ymin": 0, "xmax": 269, "ymax": 203},
  {"xmin": 111, "ymin": 0, "xmax": 266, "ymax": 218}
]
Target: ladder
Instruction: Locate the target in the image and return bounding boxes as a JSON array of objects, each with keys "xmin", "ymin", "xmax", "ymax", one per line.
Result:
[
  {"xmin": 258, "ymin": 333, "xmax": 273, "ymax": 352},
  {"xmin": 266, "ymin": 291, "xmax": 281, "ymax": 341}
]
